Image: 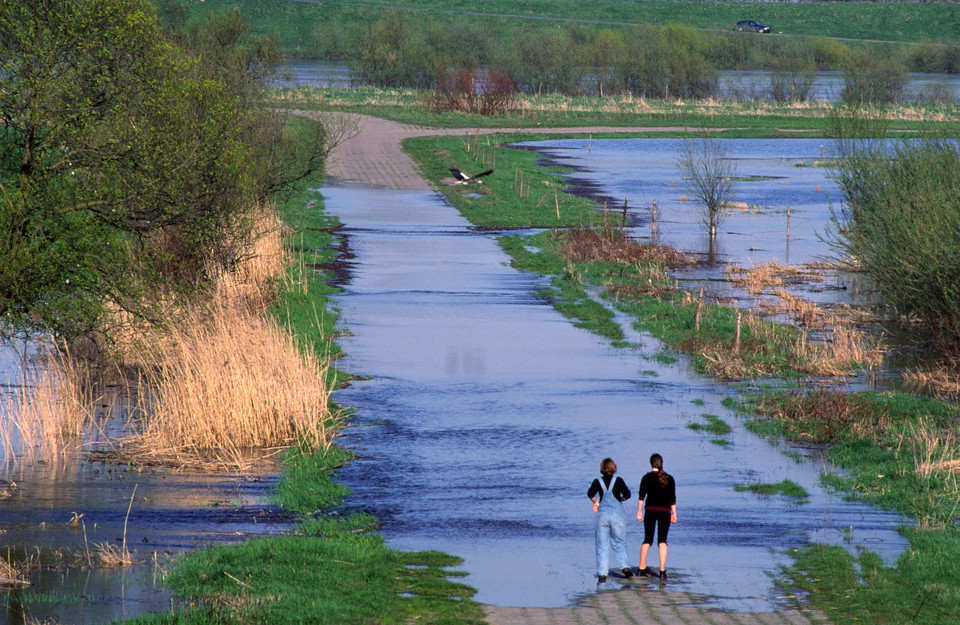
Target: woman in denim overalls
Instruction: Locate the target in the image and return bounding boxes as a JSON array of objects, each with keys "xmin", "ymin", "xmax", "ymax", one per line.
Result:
[{"xmin": 588, "ymin": 458, "xmax": 634, "ymax": 583}]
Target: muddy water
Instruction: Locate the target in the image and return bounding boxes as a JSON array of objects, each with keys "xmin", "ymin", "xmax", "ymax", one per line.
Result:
[{"xmin": 324, "ymin": 181, "xmax": 907, "ymax": 612}]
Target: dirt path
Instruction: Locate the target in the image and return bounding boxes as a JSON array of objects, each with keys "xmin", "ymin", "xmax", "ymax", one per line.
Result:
[
  {"xmin": 313, "ymin": 111, "xmax": 831, "ymax": 625},
  {"xmin": 302, "ymin": 112, "xmax": 688, "ymax": 190}
]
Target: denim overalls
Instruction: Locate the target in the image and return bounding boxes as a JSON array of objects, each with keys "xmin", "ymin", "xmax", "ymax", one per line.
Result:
[{"xmin": 595, "ymin": 476, "xmax": 630, "ymax": 577}]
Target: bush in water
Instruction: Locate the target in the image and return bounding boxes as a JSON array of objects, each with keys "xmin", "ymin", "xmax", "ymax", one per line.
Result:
[{"xmin": 833, "ymin": 138, "xmax": 960, "ymax": 349}]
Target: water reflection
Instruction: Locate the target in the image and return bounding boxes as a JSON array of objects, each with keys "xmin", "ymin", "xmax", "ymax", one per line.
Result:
[{"xmin": 276, "ymin": 60, "xmax": 960, "ymax": 103}]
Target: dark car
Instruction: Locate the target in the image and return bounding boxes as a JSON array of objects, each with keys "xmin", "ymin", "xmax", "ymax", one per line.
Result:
[{"xmin": 734, "ymin": 20, "xmax": 771, "ymax": 33}]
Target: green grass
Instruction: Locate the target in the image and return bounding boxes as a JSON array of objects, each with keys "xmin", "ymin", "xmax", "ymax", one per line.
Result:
[
  {"xmin": 404, "ymin": 134, "xmax": 600, "ymax": 228},
  {"xmin": 733, "ymin": 479, "xmax": 808, "ymax": 499},
  {"xmin": 191, "ymin": 0, "xmax": 960, "ymax": 59},
  {"xmin": 733, "ymin": 389, "xmax": 960, "ymax": 625},
  {"xmin": 686, "ymin": 413, "xmax": 732, "ymax": 435},
  {"xmin": 276, "ymin": 86, "xmax": 959, "ymax": 137}
]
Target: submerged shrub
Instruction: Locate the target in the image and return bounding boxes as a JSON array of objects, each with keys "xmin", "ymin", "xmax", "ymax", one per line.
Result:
[
  {"xmin": 768, "ymin": 41, "xmax": 817, "ymax": 103},
  {"xmin": 618, "ymin": 25, "xmax": 718, "ymax": 100},
  {"xmin": 833, "ymin": 139, "xmax": 960, "ymax": 348},
  {"xmin": 841, "ymin": 51, "xmax": 907, "ymax": 105}
]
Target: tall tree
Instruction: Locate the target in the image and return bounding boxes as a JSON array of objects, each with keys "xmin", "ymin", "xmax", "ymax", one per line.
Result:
[{"xmin": 0, "ymin": 0, "xmax": 329, "ymax": 341}]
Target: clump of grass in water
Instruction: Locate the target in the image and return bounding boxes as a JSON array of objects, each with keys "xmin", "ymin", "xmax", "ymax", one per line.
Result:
[
  {"xmin": 686, "ymin": 414, "xmax": 732, "ymax": 435},
  {"xmin": 734, "ymin": 479, "xmax": 808, "ymax": 500}
]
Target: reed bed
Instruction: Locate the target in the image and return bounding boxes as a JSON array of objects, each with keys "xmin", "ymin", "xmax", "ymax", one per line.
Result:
[
  {"xmin": 0, "ymin": 558, "xmax": 29, "ymax": 587},
  {"xmin": 94, "ymin": 542, "xmax": 135, "ymax": 568},
  {"xmin": 726, "ymin": 261, "xmax": 823, "ymax": 295},
  {"xmin": 0, "ymin": 348, "xmax": 96, "ymax": 469},
  {"xmin": 128, "ymin": 297, "xmax": 334, "ymax": 465},
  {"xmin": 765, "ymin": 288, "xmax": 824, "ymax": 327},
  {"xmin": 903, "ymin": 365, "xmax": 960, "ymax": 401},
  {"xmin": 1, "ymin": 204, "xmax": 333, "ymax": 471},
  {"xmin": 558, "ymin": 228, "xmax": 692, "ymax": 265}
]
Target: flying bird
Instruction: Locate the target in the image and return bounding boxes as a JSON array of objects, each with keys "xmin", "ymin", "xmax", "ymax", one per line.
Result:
[{"xmin": 449, "ymin": 167, "xmax": 493, "ymax": 185}]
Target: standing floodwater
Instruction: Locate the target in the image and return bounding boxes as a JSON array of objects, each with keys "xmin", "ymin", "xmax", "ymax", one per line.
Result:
[{"xmin": 325, "ymin": 181, "xmax": 906, "ymax": 611}]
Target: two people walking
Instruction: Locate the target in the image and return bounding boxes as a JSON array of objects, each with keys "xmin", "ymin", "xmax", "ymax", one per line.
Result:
[{"xmin": 588, "ymin": 454, "xmax": 676, "ymax": 583}]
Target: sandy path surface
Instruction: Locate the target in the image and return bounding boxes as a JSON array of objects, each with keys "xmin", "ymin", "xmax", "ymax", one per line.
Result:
[
  {"xmin": 304, "ymin": 111, "xmax": 831, "ymax": 625},
  {"xmin": 299, "ymin": 112, "xmax": 689, "ymax": 190}
]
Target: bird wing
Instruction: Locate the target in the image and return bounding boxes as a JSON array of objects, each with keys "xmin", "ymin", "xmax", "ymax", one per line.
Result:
[
  {"xmin": 449, "ymin": 168, "xmax": 468, "ymax": 180},
  {"xmin": 473, "ymin": 169, "xmax": 494, "ymax": 179}
]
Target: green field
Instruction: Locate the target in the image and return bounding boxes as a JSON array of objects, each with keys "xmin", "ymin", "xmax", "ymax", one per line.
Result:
[{"xmin": 178, "ymin": 0, "xmax": 960, "ymax": 59}]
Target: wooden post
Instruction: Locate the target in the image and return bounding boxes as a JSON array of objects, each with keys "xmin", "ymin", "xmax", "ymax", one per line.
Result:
[
  {"xmin": 514, "ymin": 166, "xmax": 518, "ymax": 190},
  {"xmin": 589, "ymin": 134, "xmax": 592, "ymax": 152},
  {"xmin": 786, "ymin": 205, "xmax": 791, "ymax": 240},
  {"xmin": 695, "ymin": 286, "xmax": 703, "ymax": 331},
  {"xmin": 535, "ymin": 191, "xmax": 550, "ymax": 208},
  {"xmin": 621, "ymin": 197, "xmax": 628, "ymax": 230},
  {"xmin": 555, "ymin": 189, "xmax": 560, "ymax": 220},
  {"xmin": 651, "ymin": 199, "xmax": 658, "ymax": 241},
  {"xmin": 734, "ymin": 310, "xmax": 742, "ymax": 354},
  {"xmin": 526, "ymin": 179, "xmax": 530, "ymax": 203}
]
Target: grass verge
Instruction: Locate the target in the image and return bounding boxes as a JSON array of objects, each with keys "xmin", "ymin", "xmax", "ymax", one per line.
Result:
[
  {"xmin": 734, "ymin": 389, "xmax": 960, "ymax": 625},
  {"xmin": 272, "ymin": 86, "xmax": 960, "ymax": 137}
]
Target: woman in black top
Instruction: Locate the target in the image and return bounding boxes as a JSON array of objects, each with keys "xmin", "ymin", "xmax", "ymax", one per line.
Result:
[{"xmin": 635, "ymin": 453, "xmax": 677, "ymax": 580}]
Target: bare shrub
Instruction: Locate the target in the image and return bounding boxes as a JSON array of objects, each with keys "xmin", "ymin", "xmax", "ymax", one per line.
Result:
[
  {"xmin": 677, "ymin": 137, "xmax": 738, "ymax": 239},
  {"xmin": 426, "ymin": 68, "xmax": 517, "ymax": 116},
  {"xmin": 756, "ymin": 390, "xmax": 891, "ymax": 444},
  {"xmin": 558, "ymin": 228, "xmax": 692, "ymax": 265}
]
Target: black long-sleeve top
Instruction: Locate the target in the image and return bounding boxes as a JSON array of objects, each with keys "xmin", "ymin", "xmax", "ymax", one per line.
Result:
[
  {"xmin": 587, "ymin": 474, "xmax": 631, "ymax": 502},
  {"xmin": 637, "ymin": 471, "xmax": 676, "ymax": 512}
]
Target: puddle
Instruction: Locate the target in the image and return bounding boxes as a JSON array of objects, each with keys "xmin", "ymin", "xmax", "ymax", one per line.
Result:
[{"xmin": 323, "ymin": 182, "xmax": 908, "ymax": 611}]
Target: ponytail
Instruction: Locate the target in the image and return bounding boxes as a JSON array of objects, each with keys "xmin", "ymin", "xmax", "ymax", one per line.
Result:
[{"xmin": 650, "ymin": 453, "xmax": 669, "ymax": 487}]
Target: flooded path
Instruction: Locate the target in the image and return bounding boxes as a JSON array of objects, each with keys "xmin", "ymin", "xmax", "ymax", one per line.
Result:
[{"xmin": 323, "ymin": 161, "xmax": 906, "ymax": 613}]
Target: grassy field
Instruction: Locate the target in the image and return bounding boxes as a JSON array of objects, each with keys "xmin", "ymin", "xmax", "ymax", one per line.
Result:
[
  {"xmin": 187, "ymin": 0, "xmax": 960, "ymax": 56},
  {"xmin": 271, "ymin": 86, "xmax": 960, "ymax": 136}
]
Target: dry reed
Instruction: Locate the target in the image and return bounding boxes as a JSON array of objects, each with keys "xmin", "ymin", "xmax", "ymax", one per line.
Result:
[
  {"xmin": 94, "ymin": 542, "xmax": 135, "ymax": 568},
  {"xmin": 726, "ymin": 261, "xmax": 823, "ymax": 295},
  {"xmin": 903, "ymin": 365, "xmax": 960, "ymax": 401},
  {"xmin": 1, "ymin": 203, "xmax": 333, "ymax": 472},
  {"xmin": 0, "ymin": 558, "xmax": 29, "ymax": 587},
  {"xmin": 128, "ymin": 297, "xmax": 334, "ymax": 465},
  {"xmin": 558, "ymin": 228, "xmax": 693, "ymax": 265},
  {"xmin": 0, "ymin": 346, "xmax": 96, "ymax": 468},
  {"xmin": 764, "ymin": 288, "xmax": 824, "ymax": 327}
]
